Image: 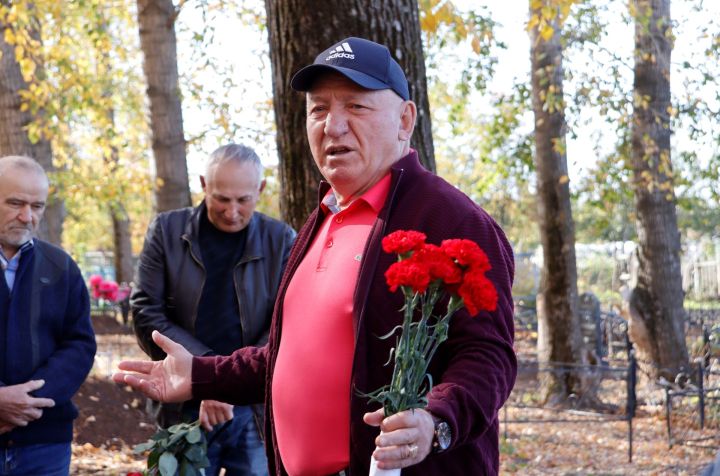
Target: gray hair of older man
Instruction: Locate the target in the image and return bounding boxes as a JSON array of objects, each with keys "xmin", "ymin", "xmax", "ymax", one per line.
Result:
[
  {"xmin": 204, "ymin": 144, "xmax": 264, "ymax": 186},
  {"xmin": 0, "ymin": 155, "xmax": 48, "ymax": 183}
]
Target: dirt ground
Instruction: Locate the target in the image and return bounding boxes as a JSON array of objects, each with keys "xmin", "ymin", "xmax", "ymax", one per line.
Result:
[
  {"xmin": 71, "ymin": 313, "xmax": 155, "ymax": 475},
  {"xmin": 69, "ymin": 314, "xmax": 720, "ymax": 475}
]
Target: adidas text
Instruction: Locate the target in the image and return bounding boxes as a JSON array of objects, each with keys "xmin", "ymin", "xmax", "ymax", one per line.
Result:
[{"xmin": 326, "ymin": 52, "xmax": 355, "ymax": 61}]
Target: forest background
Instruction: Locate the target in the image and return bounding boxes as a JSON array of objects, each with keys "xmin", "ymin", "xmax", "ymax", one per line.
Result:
[
  {"xmin": 1, "ymin": 0, "xmax": 719, "ymax": 400},
  {"xmin": 1, "ymin": 0, "xmax": 719, "ymax": 472},
  {"xmin": 2, "ymin": 0, "xmax": 718, "ymax": 298}
]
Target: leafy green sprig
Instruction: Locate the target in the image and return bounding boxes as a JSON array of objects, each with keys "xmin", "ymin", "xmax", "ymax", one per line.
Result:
[{"xmin": 133, "ymin": 419, "xmax": 209, "ymax": 476}]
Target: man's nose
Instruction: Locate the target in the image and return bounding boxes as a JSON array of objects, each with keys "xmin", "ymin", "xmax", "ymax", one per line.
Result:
[
  {"xmin": 225, "ymin": 205, "xmax": 240, "ymax": 219},
  {"xmin": 17, "ymin": 205, "xmax": 32, "ymax": 223},
  {"xmin": 324, "ymin": 110, "xmax": 349, "ymax": 137}
]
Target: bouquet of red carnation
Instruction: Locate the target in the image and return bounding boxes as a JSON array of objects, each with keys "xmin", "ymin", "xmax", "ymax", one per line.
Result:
[{"xmin": 366, "ymin": 230, "xmax": 498, "ymax": 417}]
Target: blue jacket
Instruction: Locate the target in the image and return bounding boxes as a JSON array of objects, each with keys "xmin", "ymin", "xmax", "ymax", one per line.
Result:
[{"xmin": 0, "ymin": 240, "xmax": 96, "ymax": 446}]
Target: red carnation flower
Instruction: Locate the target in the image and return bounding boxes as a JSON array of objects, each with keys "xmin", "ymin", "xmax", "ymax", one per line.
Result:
[
  {"xmin": 382, "ymin": 230, "xmax": 427, "ymax": 255},
  {"xmin": 385, "ymin": 258, "xmax": 431, "ymax": 294},
  {"xmin": 457, "ymin": 269, "xmax": 498, "ymax": 315},
  {"xmin": 441, "ymin": 239, "xmax": 491, "ymax": 272},
  {"xmin": 414, "ymin": 244, "xmax": 462, "ymax": 284}
]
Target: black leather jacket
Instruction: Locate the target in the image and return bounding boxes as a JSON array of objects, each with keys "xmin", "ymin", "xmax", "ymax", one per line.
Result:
[{"xmin": 131, "ymin": 202, "xmax": 295, "ymax": 424}]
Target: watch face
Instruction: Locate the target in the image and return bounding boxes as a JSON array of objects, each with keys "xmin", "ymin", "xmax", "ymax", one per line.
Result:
[{"xmin": 436, "ymin": 421, "xmax": 451, "ymax": 450}]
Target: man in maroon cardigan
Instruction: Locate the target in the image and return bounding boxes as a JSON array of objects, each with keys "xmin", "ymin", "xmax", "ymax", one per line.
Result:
[{"xmin": 115, "ymin": 37, "xmax": 516, "ymax": 476}]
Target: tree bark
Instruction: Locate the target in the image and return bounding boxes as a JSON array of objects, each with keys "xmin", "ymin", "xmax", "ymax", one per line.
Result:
[
  {"xmin": 629, "ymin": 0, "xmax": 689, "ymax": 381},
  {"xmin": 137, "ymin": 0, "xmax": 191, "ymax": 212},
  {"xmin": 264, "ymin": 0, "xmax": 435, "ymax": 230},
  {"xmin": 0, "ymin": 12, "xmax": 63, "ymax": 245},
  {"xmin": 529, "ymin": 4, "xmax": 586, "ymax": 405}
]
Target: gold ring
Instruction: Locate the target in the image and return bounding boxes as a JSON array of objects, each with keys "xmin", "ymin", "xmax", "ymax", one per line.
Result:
[{"xmin": 408, "ymin": 443, "xmax": 418, "ymax": 459}]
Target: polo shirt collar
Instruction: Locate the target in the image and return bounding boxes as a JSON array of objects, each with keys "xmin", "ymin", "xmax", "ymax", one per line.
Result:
[{"xmin": 321, "ymin": 172, "xmax": 392, "ymax": 215}]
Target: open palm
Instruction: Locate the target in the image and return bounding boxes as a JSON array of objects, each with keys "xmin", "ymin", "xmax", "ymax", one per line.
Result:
[{"xmin": 113, "ymin": 331, "xmax": 193, "ymax": 403}]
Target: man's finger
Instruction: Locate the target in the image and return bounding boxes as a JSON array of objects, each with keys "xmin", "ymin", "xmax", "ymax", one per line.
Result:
[
  {"xmin": 116, "ymin": 360, "xmax": 155, "ymax": 374},
  {"xmin": 28, "ymin": 397, "xmax": 55, "ymax": 409},
  {"xmin": 21, "ymin": 379, "xmax": 45, "ymax": 392},
  {"xmin": 151, "ymin": 331, "xmax": 184, "ymax": 356},
  {"xmin": 363, "ymin": 408, "xmax": 385, "ymax": 427},
  {"xmin": 25, "ymin": 408, "xmax": 43, "ymax": 421},
  {"xmin": 199, "ymin": 406, "xmax": 213, "ymax": 432},
  {"xmin": 112, "ymin": 373, "xmax": 160, "ymax": 400}
]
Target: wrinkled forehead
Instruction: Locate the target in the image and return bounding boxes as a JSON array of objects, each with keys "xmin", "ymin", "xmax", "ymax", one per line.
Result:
[
  {"xmin": 0, "ymin": 165, "xmax": 49, "ymax": 192},
  {"xmin": 205, "ymin": 161, "xmax": 262, "ymax": 193}
]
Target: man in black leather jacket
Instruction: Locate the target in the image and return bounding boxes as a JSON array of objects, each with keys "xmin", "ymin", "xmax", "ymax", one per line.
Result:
[{"xmin": 131, "ymin": 143, "xmax": 295, "ymax": 476}]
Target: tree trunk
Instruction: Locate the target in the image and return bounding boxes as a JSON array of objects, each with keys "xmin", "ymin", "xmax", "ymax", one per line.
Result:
[
  {"xmin": 628, "ymin": 0, "xmax": 689, "ymax": 382},
  {"xmin": 137, "ymin": 0, "xmax": 191, "ymax": 212},
  {"xmin": 529, "ymin": 3, "xmax": 586, "ymax": 405},
  {"xmin": 265, "ymin": 0, "xmax": 435, "ymax": 230},
  {"xmin": 0, "ymin": 11, "xmax": 63, "ymax": 245}
]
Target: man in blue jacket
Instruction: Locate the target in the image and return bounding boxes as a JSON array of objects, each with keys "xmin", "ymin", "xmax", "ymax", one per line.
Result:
[{"xmin": 0, "ymin": 155, "xmax": 96, "ymax": 475}]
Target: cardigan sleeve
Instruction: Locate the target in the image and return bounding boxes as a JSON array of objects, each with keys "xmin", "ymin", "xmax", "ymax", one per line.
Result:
[{"xmin": 191, "ymin": 344, "xmax": 269, "ymax": 405}]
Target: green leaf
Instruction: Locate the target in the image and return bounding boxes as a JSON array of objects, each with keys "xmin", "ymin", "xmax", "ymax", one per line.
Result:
[
  {"xmin": 148, "ymin": 450, "xmax": 160, "ymax": 470},
  {"xmin": 151, "ymin": 429, "xmax": 171, "ymax": 441},
  {"xmin": 178, "ymin": 458, "xmax": 196, "ymax": 476},
  {"xmin": 158, "ymin": 452, "xmax": 179, "ymax": 476},
  {"xmin": 183, "ymin": 443, "xmax": 204, "ymax": 463},
  {"xmin": 185, "ymin": 427, "xmax": 202, "ymax": 444},
  {"xmin": 168, "ymin": 423, "xmax": 184, "ymax": 434},
  {"xmin": 133, "ymin": 440, "xmax": 156, "ymax": 454}
]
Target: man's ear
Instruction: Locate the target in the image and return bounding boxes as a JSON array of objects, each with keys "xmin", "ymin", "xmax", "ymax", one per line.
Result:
[
  {"xmin": 398, "ymin": 100, "xmax": 417, "ymax": 142},
  {"xmin": 258, "ymin": 179, "xmax": 267, "ymax": 194},
  {"xmin": 199, "ymin": 175, "xmax": 207, "ymax": 192}
]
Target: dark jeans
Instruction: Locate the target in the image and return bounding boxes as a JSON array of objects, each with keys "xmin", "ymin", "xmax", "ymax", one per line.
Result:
[
  {"xmin": 203, "ymin": 405, "xmax": 268, "ymax": 476},
  {"xmin": 0, "ymin": 442, "xmax": 71, "ymax": 476}
]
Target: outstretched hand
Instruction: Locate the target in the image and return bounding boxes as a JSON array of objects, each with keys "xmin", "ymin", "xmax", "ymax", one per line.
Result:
[{"xmin": 112, "ymin": 331, "xmax": 193, "ymax": 403}]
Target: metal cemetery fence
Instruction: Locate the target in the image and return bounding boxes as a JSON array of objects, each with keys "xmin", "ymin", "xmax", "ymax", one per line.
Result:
[
  {"xmin": 502, "ymin": 356, "xmax": 638, "ymax": 462},
  {"xmin": 663, "ymin": 311, "xmax": 720, "ymax": 449}
]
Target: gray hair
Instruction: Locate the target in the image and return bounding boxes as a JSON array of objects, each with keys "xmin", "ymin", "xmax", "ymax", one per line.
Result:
[
  {"xmin": 205, "ymin": 144, "xmax": 264, "ymax": 183},
  {"xmin": 0, "ymin": 155, "xmax": 48, "ymax": 183}
]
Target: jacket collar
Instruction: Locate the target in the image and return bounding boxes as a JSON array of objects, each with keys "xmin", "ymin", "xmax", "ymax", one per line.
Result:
[
  {"xmin": 315, "ymin": 149, "xmax": 420, "ymax": 213},
  {"xmin": 182, "ymin": 201, "xmax": 264, "ymax": 262}
]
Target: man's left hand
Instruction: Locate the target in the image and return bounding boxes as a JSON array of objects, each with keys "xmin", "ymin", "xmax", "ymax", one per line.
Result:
[
  {"xmin": 199, "ymin": 400, "xmax": 234, "ymax": 432},
  {"xmin": 363, "ymin": 407, "xmax": 434, "ymax": 470}
]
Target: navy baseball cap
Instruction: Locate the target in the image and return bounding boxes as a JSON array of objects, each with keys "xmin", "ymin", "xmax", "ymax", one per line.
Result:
[{"xmin": 290, "ymin": 37, "xmax": 410, "ymax": 100}]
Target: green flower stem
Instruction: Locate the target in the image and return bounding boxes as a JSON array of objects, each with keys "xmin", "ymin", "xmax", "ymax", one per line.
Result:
[{"xmin": 371, "ymin": 287, "xmax": 466, "ymax": 417}]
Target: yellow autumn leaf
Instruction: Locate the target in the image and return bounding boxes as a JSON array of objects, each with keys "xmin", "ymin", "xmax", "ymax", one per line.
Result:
[
  {"xmin": 3, "ymin": 27, "xmax": 15, "ymax": 45},
  {"xmin": 541, "ymin": 24, "xmax": 555, "ymax": 41},
  {"xmin": 471, "ymin": 35, "xmax": 481, "ymax": 54},
  {"xmin": 19, "ymin": 57, "xmax": 36, "ymax": 82},
  {"xmin": 527, "ymin": 14, "xmax": 540, "ymax": 31},
  {"xmin": 560, "ymin": 3, "xmax": 571, "ymax": 21},
  {"xmin": 558, "ymin": 175, "xmax": 569, "ymax": 185}
]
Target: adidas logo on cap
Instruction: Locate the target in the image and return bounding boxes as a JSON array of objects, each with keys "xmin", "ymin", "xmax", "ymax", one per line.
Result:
[{"xmin": 326, "ymin": 42, "xmax": 354, "ymax": 61}]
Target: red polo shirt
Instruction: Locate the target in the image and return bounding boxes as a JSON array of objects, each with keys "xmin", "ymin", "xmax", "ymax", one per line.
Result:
[{"xmin": 271, "ymin": 174, "xmax": 391, "ymax": 476}]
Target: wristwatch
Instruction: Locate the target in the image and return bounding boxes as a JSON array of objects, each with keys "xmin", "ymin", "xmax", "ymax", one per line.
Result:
[{"xmin": 432, "ymin": 417, "xmax": 452, "ymax": 453}]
